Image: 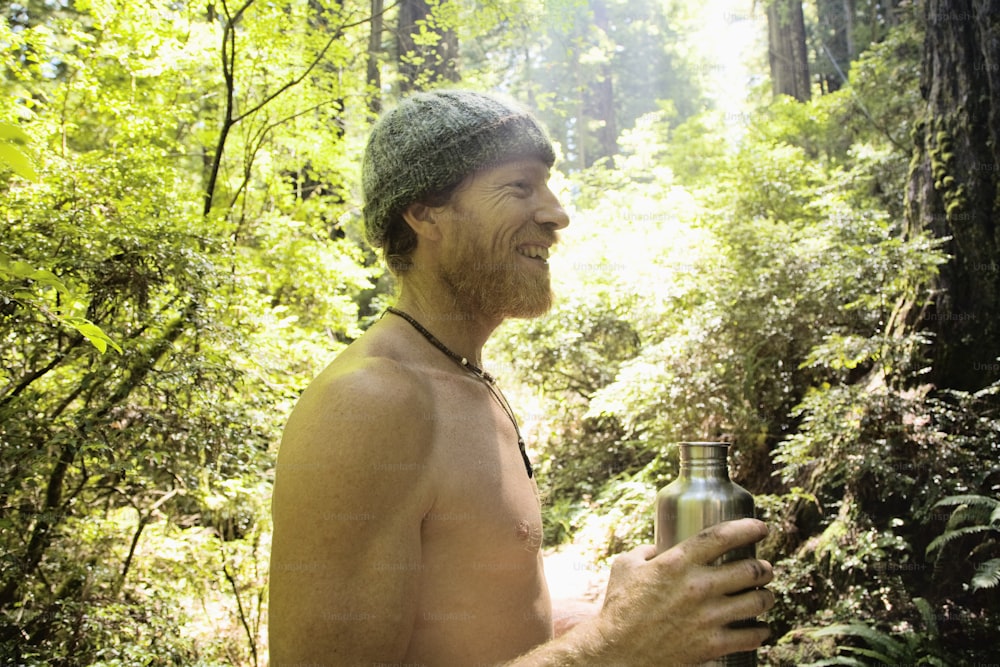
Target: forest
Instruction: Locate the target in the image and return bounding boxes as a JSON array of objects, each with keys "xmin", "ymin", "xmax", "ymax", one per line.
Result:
[{"xmin": 1, "ymin": 0, "xmax": 999, "ymax": 664}]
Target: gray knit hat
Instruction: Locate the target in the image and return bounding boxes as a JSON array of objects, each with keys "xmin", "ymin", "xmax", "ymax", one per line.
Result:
[{"xmin": 362, "ymin": 89, "xmax": 556, "ymax": 253}]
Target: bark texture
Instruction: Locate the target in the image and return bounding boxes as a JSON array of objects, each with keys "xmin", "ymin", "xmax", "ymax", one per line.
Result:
[
  {"xmin": 767, "ymin": 0, "xmax": 811, "ymax": 101},
  {"xmin": 906, "ymin": 0, "xmax": 1000, "ymax": 391}
]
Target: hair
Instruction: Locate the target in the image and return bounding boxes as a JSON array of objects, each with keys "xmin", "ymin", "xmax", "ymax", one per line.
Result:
[{"xmin": 381, "ymin": 178, "xmax": 465, "ymax": 276}]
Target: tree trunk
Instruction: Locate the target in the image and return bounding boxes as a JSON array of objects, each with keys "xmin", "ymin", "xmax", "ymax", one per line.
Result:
[
  {"xmin": 574, "ymin": 54, "xmax": 587, "ymax": 171},
  {"xmin": 905, "ymin": 0, "xmax": 1000, "ymax": 391},
  {"xmin": 396, "ymin": 0, "xmax": 459, "ymax": 93},
  {"xmin": 767, "ymin": 0, "xmax": 811, "ymax": 101},
  {"xmin": 817, "ymin": 0, "xmax": 852, "ymax": 92},
  {"xmin": 367, "ymin": 0, "xmax": 385, "ymax": 114},
  {"xmin": 590, "ymin": 0, "xmax": 617, "ymax": 166}
]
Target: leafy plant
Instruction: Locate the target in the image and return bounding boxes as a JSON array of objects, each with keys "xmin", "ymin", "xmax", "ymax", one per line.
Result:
[
  {"xmin": 0, "ymin": 251, "xmax": 122, "ymax": 354},
  {"xmin": 0, "ymin": 120, "xmax": 38, "ymax": 181},
  {"xmin": 926, "ymin": 494, "xmax": 1000, "ymax": 591},
  {"xmin": 801, "ymin": 597, "xmax": 948, "ymax": 666}
]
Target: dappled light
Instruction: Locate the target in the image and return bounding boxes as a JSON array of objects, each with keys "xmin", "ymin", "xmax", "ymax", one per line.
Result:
[{"xmin": 2, "ymin": 0, "xmax": 999, "ymax": 665}]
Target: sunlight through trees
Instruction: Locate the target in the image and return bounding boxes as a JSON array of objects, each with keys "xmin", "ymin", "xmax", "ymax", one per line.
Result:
[{"xmin": 2, "ymin": 0, "xmax": 998, "ymax": 664}]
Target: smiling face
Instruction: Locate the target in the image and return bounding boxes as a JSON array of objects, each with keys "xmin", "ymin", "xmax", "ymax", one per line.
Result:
[{"xmin": 433, "ymin": 158, "xmax": 570, "ymax": 320}]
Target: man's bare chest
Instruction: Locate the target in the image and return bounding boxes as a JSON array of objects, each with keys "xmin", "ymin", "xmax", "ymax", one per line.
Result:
[{"xmin": 420, "ymin": 380, "xmax": 544, "ymax": 566}]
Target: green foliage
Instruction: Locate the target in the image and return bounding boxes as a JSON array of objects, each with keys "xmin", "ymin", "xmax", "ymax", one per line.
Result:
[
  {"xmin": 0, "ymin": 251, "xmax": 121, "ymax": 355},
  {"xmin": 800, "ymin": 596, "xmax": 949, "ymax": 666},
  {"xmin": 1, "ymin": 0, "xmax": 998, "ymax": 664},
  {"xmin": 926, "ymin": 494, "xmax": 1000, "ymax": 592},
  {"xmin": 1, "ymin": 0, "xmax": 374, "ymax": 663},
  {"xmin": 0, "ymin": 120, "xmax": 38, "ymax": 181},
  {"xmin": 0, "ymin": 113, "xmax": 120, "ymax": 356}
]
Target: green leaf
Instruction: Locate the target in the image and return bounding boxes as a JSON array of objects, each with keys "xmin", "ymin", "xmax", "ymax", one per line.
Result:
[
  {"xmin": 63, "ymin": 317, "xmax": 123, "ymax": 354},
  {"xmin": 801, "ymin": 657, "xmax": 868, "ymax": 667},
  {"xmin": 0, "ymin": 254, "xmax": 72, "ymax": 296},
  {"xmin": 919, "ymin": 658, "xmax": 950, "ymax": 667},
  {"xmin": 913, "ymin": 597, "xmax": 938, "ymax": 638},
  {"xmin": 807, "ymin": 623, "xmax": 906, "ymax": 658},
  {"xmin": 926, "ymin": 524, "xmax": 995, "ymax": 556},
  {"xmin": 0, "ymin": 141, "xmax": 39, "ymax": 182},
  {"xmin": 932, "ymin": 494, "xmax": 1000, "ymax": 511},
  {"xmin": 971, "ymin": 558, "xmax": 1000, "ymax": 590},
  {"xmin": 28, "ymin": 268, "xmax": 72, "ymax": 295},
  {"xmin": 840, "ymin": 646, "xmax": 899, "ymax": 663},
  {"xmin": 0, "ymin": 121, "xmax": 32, "ymax": 144}
]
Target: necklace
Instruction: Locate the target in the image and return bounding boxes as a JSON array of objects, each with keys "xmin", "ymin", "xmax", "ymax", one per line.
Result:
[{"xmin": 384, "ymin": 306, "xmax": 534, "ymax": 478}]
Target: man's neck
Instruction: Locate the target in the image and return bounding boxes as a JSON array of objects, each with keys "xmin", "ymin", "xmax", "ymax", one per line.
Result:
[{"xmin": 392, "ymin": 284, "xmax": 501, "ymax": 368}]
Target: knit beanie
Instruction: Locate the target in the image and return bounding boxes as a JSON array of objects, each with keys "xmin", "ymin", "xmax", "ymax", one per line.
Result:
[{"xmin": 362, "ymin": 89, "xmax": 556, "ymax": 252}]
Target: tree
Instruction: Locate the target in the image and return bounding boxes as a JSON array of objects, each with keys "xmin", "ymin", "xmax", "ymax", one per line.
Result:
[
  {"xmin": 815, "ymin": 0, "xmax": 854, "ymax": 92},
  {"xmin": 514, "ymin": 0, "xmax": 705, "ymax": 171},
  {"xmin": 368, "ymin": 0, "xmax": 386, "ymax": 113},
  {"xmin": 396, "ymin": 0, "xmax": 459, "ymax": 91},
  {"xmin": 905, "ymin": 0, "xmax": 1000, "ymax": 391},
  {"xmin": 0, "ymin": 0, "xmax": 376, "ymax": 662},
  {"xmin": 767, "ymin": 0, "xmax": 811, "ymax": 100},
  {"xmin": 588, "ymin": 0, "xmax": 617, "ymax": 165}
]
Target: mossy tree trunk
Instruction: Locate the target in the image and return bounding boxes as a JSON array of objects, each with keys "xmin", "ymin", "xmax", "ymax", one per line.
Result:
[{"xmin": 906, "ymin": 0, "xmax": 1000, "ymax": 391}]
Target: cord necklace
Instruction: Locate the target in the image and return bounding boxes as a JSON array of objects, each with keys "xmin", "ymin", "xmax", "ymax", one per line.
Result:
[{"xmin": 384, "ymin": 306, "xmax": 533, "ymax": 478}]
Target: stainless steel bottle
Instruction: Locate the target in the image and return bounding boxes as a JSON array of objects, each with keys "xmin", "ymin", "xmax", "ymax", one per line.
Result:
[{"xmin": 655, "ymin": 442, "xmax": 757, "ymax": 667}]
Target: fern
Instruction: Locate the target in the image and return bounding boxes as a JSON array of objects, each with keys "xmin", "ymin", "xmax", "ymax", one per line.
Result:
[
  {"xmin": 913, "ymin": 596, "xmax": 939, "ymax": 638},
  {"xmin": 802, "ymin": 598, "xmax": 947, "ymax": 666},
  {"xmin": 808, "ymin": 623, "xmax": 906, "ymax": 658},
  {"xmin": 971, "ymin": 558, "xmax": 1000, "ymax": 591},
  {"xmin": 926, "ymin": 493, "xmax": 1000, "ymax": 593},
  {"xmin": 802, "ymin": 658, "xmax": 867, "ymax": 667},
  {"xmin": 839, "ymin": 645, "xmax": 899, "ymax": 663},
  {"xmin": 925, "ymin": 524, "xmax": 995, "ymax": 555},
  {"xmin": 932, "ymin": 494, "xmax": 1000, "ymax": 511}
]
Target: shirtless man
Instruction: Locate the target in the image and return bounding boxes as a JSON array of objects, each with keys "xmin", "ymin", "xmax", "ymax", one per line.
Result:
[{"xmin": 268, "ymin": 89, "xmax": 775, "ymax": 666}]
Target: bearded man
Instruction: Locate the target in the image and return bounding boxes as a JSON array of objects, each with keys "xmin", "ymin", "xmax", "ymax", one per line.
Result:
[{"xmin": 268, "ymin": 89, "xmax": 774, "ymax": 666}]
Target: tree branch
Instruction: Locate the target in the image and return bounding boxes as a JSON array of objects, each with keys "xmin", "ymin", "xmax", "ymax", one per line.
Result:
[
  {"xmin": 0, "ymin": 334, "xmax": 85, "ymax": 409},
  {"xmin": 203, "ymin": 0, "xmax": 396, "ymax": 216},
  {"xmin": 223, "ymin": 552, "xmax": 259, "ymax": 667},
  {"xmin": 117, "ymin": 488, "xmax": 185, "ymax": 595}
]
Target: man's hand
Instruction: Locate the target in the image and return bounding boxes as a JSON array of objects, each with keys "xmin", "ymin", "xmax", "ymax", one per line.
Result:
[{"xmin": 594, "ymin": 517, "xmax": 774, "ymax": 665}]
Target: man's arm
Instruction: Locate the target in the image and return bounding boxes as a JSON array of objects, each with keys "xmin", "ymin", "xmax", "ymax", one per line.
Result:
[
  {"xmin": 507, "ymin": 518, "xmax": 774, "ymax": 666},
  {"xmin": 268, "ymin": 359, "xmax": 435, "ymax": 664}
]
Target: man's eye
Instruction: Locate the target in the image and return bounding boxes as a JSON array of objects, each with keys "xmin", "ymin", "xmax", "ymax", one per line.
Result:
[{"xmin": 509, "ymin": 181, "xmax": 531, "ymax": 192}]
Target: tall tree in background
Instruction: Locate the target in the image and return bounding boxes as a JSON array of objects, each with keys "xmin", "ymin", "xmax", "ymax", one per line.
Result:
[
  {"xmin": 814, "ymin": 0, "xmax": 854, "ymax": 92},
  {"xmin": 521, "ymin": 0, "xmax": 702, "ymax": 171},
  {"xmin": 368, "ymin": 0, "xmax": 385, "ymax": 112},
  {"xmin": 906, "ymin": 0, "xmax": 1000, "ymax": 391},
  {"xmin": 767, "ymin": 0, "xmax": 811, "ymax": 100},
  {"xmin": 589, "ymin": 0, "xmax": 617, "ymax": 165},
  {"xmin": 396, "ymin": 0, "xmax": 459, "ymax": 92}
]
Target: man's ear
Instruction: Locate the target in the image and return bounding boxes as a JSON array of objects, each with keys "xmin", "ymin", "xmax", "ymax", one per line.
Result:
[{"xmin": 401, "ymin": 202, "xmax": 444, "ymax": 242}]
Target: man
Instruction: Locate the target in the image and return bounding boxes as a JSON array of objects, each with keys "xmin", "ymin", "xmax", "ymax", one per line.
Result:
[{"xmin": 268, "ymin": 89, "xmax": 774, "ymax": 666}]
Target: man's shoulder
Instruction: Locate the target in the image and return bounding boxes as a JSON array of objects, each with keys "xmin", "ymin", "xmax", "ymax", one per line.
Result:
[
  {"xmin": 317, "ymin": 346, "xmax": 427, "ymax": 403},
  {"xmin": 279, "ymin": 340, "xmax": 435, "ymax": 464}
]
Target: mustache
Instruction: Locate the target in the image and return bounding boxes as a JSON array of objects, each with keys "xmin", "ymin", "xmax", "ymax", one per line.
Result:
[{"xmin": 515, "ymin": 231, "xmax": 560, "ymax": 247}]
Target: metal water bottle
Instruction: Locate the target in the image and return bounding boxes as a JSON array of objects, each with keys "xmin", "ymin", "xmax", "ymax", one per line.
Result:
[{"xmin": 655, "ymin": 442, "xmax": 757, "ymax": 667}]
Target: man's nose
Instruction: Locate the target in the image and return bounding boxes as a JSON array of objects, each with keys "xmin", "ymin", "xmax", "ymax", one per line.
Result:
[{"xmin": 535, "ymin": 186, "xmax": 570, "ymax": 230}]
